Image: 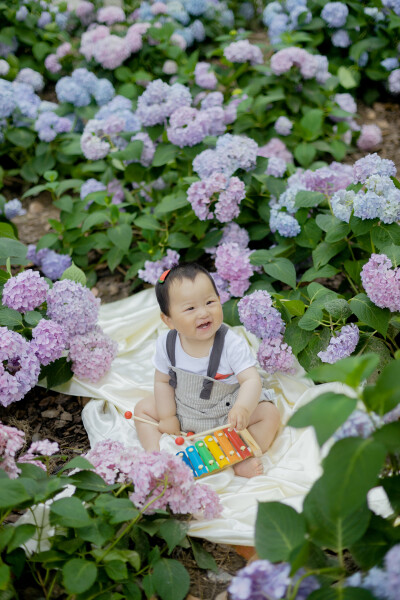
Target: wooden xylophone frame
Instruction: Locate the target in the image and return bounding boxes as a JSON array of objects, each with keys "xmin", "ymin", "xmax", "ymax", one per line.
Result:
[{"xmin": 176, "ymin": 426, "xmax": 262, "ymax": 479}]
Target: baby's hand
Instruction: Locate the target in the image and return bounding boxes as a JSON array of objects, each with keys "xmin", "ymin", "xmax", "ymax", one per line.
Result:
[
  {"xmin": 158, "ymin": 416, "xmax": 181, "ymax": 435},
  {"xmin": 228, "ymin": 406, "xmax": 250, "ymax": 431}
]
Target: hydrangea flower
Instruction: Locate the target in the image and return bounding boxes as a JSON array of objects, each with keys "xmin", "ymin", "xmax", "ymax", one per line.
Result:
[
  {"xmin": 138, "ymin": 249, "xmax": 180, "ymax": 285},
  {"xmin": 215, "ymin": 242, "xmax": 254, "ymax": 297},
  {"xmin": 331, "ymin": 189, "xmax": 356, "ymax": 222},
  {"xmin": 275, "ymin": 116, "xmax": 292, "ymax": 136},
  {"xmin": 4, "ymin": 198, "xmax": 26, "ymax": 219},
  {"xmin": 34, "ymin": 111, "xmax": 72, "ymax": 142},
  {"xmin": 388, "ymin": 68, "xmax": 400, "ymax": 94},
  {"xmin": 321, "ymin": 2, "xmax": 348, "ymax": 27},
  {"xmin": 270, "ymin": 47, "xmax": 318, "ymax": 79},
  {"xmin": 167, "ymin": 106, "xmax": 209, "ymax": 147},
  {"xmin": 97, "ymin": 5, "xmax": 125, "ymax": 24},
  {"xmin": 129, "ymin": 132, "xmax": 156, "ymax": 166},
  {"xmin": 0, "ymin": 421, "xmax": 25, "ymax": 478},
  {"xmin": 229, "ymin": 559, "xmax": 291, "ymax": 600},
  {"xmin": 270, "ymin": 208, "xmax": 301, "ymax": 237},
  {"xmin": 238, "ymin": 290, "xmax": 285, "ymax": 339},
  {"xmin": 80, "ymin": 25, "xmax": 110, "ymax": 61},
  {"xmin": 46, "ymin": 279, "xmax": 100, "ymax": 339},
  {"xmin": 267, "ymin": 157, "xmax": 287, "ymax": 178},
  {"xmin": 68, "ymin": 326, "xmax": 118, "ymax": 382},
  {"xmin": 361, "ymin": 254, "xmax": 400, "ymax": 312},
  {"xmin": 136, "ymin": 80, "xmax": 192, "ymax": 126},
  {"xmin": 357, "ymin": 124, "xmax": 382, "ymax": 151},
  {"xmin": 317, "ymin": 324, "xmax": 360, "ymax": 363},
  {"xmin": 80, "ymin": 119, "xmax": 112, "ymax": 160},
  {"xmin": 258, "ymin": 138, "xmax": 293, "ymax": 163},
  {"xmin": 40, "ymin": 251, "xmax": 72, "ymax": 281},
  {"xmin": 194, "ymin": 62, "xmax": 217, "ymax": 89},
  {"xmin": 0, "ymin": 59, "xmax": 9, "ymax": 76},
  {"xmin": 0, "ymin": 328, "xmax": 41, "ymax": 407},
  {"xmin": 187, "ymin": 173, "xmax": 245, "ymax": 222},
  {"xmin": 334, "ymin": 409, "xmax": 377, "ymax": 440},
  {"xmin": 2, "ymin": 270, "xmax": 49, "ymax": 313},
  {"xmin": 93, "ymin": 35, "xmax": 131, "ymax": 69},
  {"xmin": 381, "ymin": 57, "xmax": 399, "ymax": 71},
  {"xmin": 15, "ymin": 68, "xmax": 44, "ymax": 92},
  {"xmin": 31, "ymin": 319, "xmax": 67, "ymax": 366},
  {"xmin": 84, "ymin": 441, "xmax": 222, "ymax": 519},
  {"xmin": 80, "ymin": 178, "xmax": 106, "ymax": 202},
  {"xmin": 332, "ymin": 29, "xmax": 351, "ymax": 47},
  {"xmin": 295, "ymin": 162, "xmax": 354, "ymax": 196},
  {"xmin": 210, "ymin": 272, "xmax": 231, "ymax": 304},
  {"xmin": 206, "ymin": 222, "xmax": 250, "ymax": 258},
  {"xmin": 353, "ymin": 153, "xmax": 396, "ymax": 183},
  {"xmin": 257, "ymin": 337, "xmax": 296, "ymax": 374},
  {"xmin": 223, "ymin": 40, "xmax": 263, "ymax": 65}
]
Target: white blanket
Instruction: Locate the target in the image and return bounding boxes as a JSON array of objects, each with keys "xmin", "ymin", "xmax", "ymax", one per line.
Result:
[{"xmin": 53, "ymin": 287, "xmax": 391, "ymax": 545}]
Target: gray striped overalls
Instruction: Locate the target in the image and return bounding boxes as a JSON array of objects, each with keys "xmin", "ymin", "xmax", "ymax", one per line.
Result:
[{"xmin": 166, "ymin": 324, "xmax": 240, "ymax": 434}]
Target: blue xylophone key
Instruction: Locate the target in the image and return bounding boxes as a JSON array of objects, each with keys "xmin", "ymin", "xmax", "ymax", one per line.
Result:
[
  {"xmin": 186, "ymin": 445, "xmax": 208, "ymax": 477},
  {"xmin": 176, "ymin": 451, "xmax": 196, "ymax": 476}
]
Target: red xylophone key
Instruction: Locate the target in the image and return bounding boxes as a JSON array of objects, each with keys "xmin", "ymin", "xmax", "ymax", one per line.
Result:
[{"xmin": 224, "ymin": 428, "xmax": 252, "ymax": 459}]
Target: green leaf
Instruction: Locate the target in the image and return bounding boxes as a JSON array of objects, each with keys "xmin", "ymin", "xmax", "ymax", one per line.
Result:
[
  {"xmin": 294, "ymin": 143, "xmax": 316, "ymax": 168},
  {"xmin": 363, "ymin": 360, "xmax": 400, "ymax": 415},
  {"xmin": 288, "ymin": 392, "xmax": 357, "ymax": 446},
  {"xmin": 39, "ymin": 357, "xmax": 73, "ymax": 389},
  {"xmin": 69, "ymin": 471, "xmax": 113, "ymax": 492},
  {"xmin": 7, "ymin": 524, "xmax": 36, "ymax": 553},
  {"xmin": 222, "ymin": 298, "xmax": 240, "ymax": 326},
  {"xmin": 309, "ymin": 588, "xmax": 374, "ymax": 600},
  {"xmin": 298, "ymin": 305, "xmax": 323, "ymax": 331},
  {"xmin": 309, "ymin": 354, "xmax": 379, "ymax": 388},
  {"xmin": 190, "ymin": 539, "xmax": 218, "ymax": 571},
  {"xmin": 32, "ymin": 41, "xmax": 51, "ymax": 61},
  {"xmin": 283, "ymin": 320, "xmax": 313, "ymax": 355},
  {"xmin": 133, "ymin": 214, "xmax": 161, "ymax": 231},
  {"xmin": 312, "ymin": 241, "xmax": 346, "ymax": 269},
  {"xmin": 167, "ymin": 232, "xmax": 192, "ymax": 248},
  {"xmin": 262, "ymin": 257, "xmax": 296, "ymax": 289},
  {"xmin": 62, "ymin": 559, "xmax": 97, "ymax": 594},
  {"xmin": 373, "ymin": 422, "xmax": 400, "ymax": 454},
  {"xmin": 300, "ymin": 265, "xmax": 339, "ymax": 283},
  {"xmin": 154, "ymin": 191, "xmax": 188, "ymax": 215},
  {"xmin": 82, "ymin": 211, "xmax": 109, "ymax": 233},
  {"xmin": 60, "ymin": 262, "xmax": 87, "ymax": 286},
  {"xmin": 381, "ymin": 243, "xmax": 400, "ymax": 267},
  {"xmin": 58, "ymin": 456, "xmax": 95, "ymax": 473},
  {"xmin": 93, "ymin": 495, "xmax": 140, "ymax": 524},
  {"xmin": 151, "ymin": 559, "xmax": 190, "ymax": 600},
  {"xmin": 371, "ymin": 223, "xmax": 400, "ymax": 249},
  {"xmin": 50, "ymin": 497, "xmax": 92, "ymax": 528},
  {"xmin": 111, "ymin": 140, "xmax": 144, "ymax": 161},
  {"xmin": 0, "ymin": 480, "xmax": 31, "ymax": 509},
  {"xmin": 299, "ymin": 109, "xmax": 324, "ymax": 141},
  {"xmin": 0, "ymin": 222, "xmax": 17, "ymax": 240},
  {"xmin": 325, "ymin": 222, "xmax": 351, "ymax": 244},
  {"xmin": 349, "ymin": 293, "xmax": 391, "ymax": 337},
  {"xmin": 23, "ymin": 310, "xmax": 42, "ymax": 326},
  {"xmin": 294, "ymin": 190, "xmax": 325, "ymax": 209},
  {"xmin": 152, "ymin": 144, "xmax": 179, "ymax": 166},
  {"xmin": 107, "ymin": 224, "xmax": 133, "ymax": 252},
  {"xmin": 255, "ymin": 502, "xmax": 306, "ymax": 562},
  {"xmin": 0, "ymin": 307, "xmax": 23, "ymax": 327},
  {"xmin": 36, "ymin": 233, "xmax": 59, "ymax": 251},
  {"xmin": 6, "ymin": 128, "xmax": 36, "ymax": 149},
  {"xmin": 338, "ymin": 66, "xmax": 358, "ymax": 89},
  {"xmin": 280, "ymin": 299, "xmax": 305, "ymax": 316},
  {"xmin": 324, "ymin": 299, "xmax": 352, "ymax": 320},
  {"xmin": 105, "ymin": 560, "xmax": 128, "ymax": 581},
  {"xmin": 158, "ymin": 520, "xmax": 188, "ymax": 554},
  {"xmin": 0, "ymin": 563, "xmax": 11, "ymax": 590},
  {"xmin": 382, "ymin": 475, "xmax": 400, "ymax": 514},
  {"xmin": 0, "ymin": 238, "xmax": 28, "ymax": 264}
]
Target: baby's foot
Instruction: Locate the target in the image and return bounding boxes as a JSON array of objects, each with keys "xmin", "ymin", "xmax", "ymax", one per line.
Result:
[{"xmin": 233, "ymin": 457, "xmax": 264, "ymax": 478}]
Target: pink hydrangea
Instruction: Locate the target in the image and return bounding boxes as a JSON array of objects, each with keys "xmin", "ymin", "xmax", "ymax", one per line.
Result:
[
  {"xmin": 195, "ymin": 62, "xmax": 217, "ymax": 89},
  {"xmin": 0, "ymin": 328, "xmax": 41, "ymax": 407},
  {"xmin": 187, "ymin": 173, "xmax": 245, "ymax": 222},
  {"xmin": 56, "ymin": 42, "xmax": 72, "ymax": 59},
  {"xmin": 270, "ymin": 47, "xmax": 318, "ymax": 79},
  {"xmin": 2, "ymin": 269, "xmax": 49, "ymax": 313},
  {"xmin": 19, "ymin": 439, "xmax": 60, "ymax": 470},
  {"xmin": 93, "ymin": 35, "xmax": 131, "ymax": 69},
  {"xmin": 215, "ymin": 242, "xmax": 254, "ymax": 297},
  {"xmin": 44, "ymin": 53, "xmax": 61, "ymax": 73},
  {"xmin": 258, "ymin": 138, "xmax": 293, "ymax": 163},
  {"xmin": 152, "ymin": 2, "xmax": 167, "ymax": 14},
  {"xmin": 224, "ymin": 40, "xmax": 263, "ymax": 65},
  {"xmin": 80, "ymin": 25, "xmax": 110, "ymax": 61},
  {"xmin": 0, "ymin": 421, "xmax": 25, "ymax": 478},
  {"xmin": 97, "ymin": 6, "xmax": 125, "ymax": 24},
  {"xmin": 357, "ymin": 124, "xmax": 383, "ymax": 151},
  {"xmin": 85, "ymin": 441, "xmax": 222, "ymax": 519},
  {"xmin": 361, "ymin": 254, "xmax": 400, "ymax": 312},
  {"xmin": 31, "ymin": 319, "xmax": 67, "ymax": 366},
  {"xmin": 68, "ymin": 326, "xmax": 118, "ymax": 382},
  {"xmin": 257, "ymin": 337, "xmax": 296, "ymax": 374},
  {"xmin": 125, "ymin": 26, "xmax": 143, "ymax": 53},
  {"xmin": 74, "ymin": 0, "xmax": 94, "ymax": 19}
]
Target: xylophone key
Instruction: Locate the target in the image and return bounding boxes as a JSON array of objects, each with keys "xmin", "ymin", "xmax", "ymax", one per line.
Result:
[
  {"xmin": 186, "ymin": 445, "xmax": 208, "ymax": 477},
  {"xmin": 204, "ymin": 436, "xmax": 230, "ymax": 468},
  {"xmin": 215, "ymin": 430, "xmax": 241, "ymax": 464},
  {"xmin": 224, "ymin": 428, "xmax": 252, "ymax": 459},
  {"xmin": 195, "ymin": 441, "xmax": 220, "ymax": 473},
  {"xmin": 176, "ymin": 451, "xmax": 196, "ymax": 476}
]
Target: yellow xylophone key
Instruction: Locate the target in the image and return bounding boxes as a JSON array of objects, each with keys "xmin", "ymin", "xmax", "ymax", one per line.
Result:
[
  {"xmin": 204, "ymin": 435, "xmax": 230, "ymax": 468},
  {"xmin": 214, "ymin": 430, "xmax": 241, "ymax": 464}
]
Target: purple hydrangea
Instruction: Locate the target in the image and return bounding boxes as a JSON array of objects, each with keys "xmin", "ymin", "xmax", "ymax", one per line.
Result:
[
  {"xmin": 136, "ymin": 80, "xmax": 192, "ymax": 127},
  {"xmin": 229, "ymin": 559, "xmax": 291, "ymax": 600},
  {"xmin": 357, "ymin": 123, "xmax": 383, "ymax": 151},
  {"xmin": 138, "ymin": 249, "xmax": 180, "ymax": 285},
  {"xmin": 275, "ymin": 116, "xmax": 293, "ymax": 136},
  {"xmin": 206, "ymin": 222, "xmax": 250, "ymax": 258},
  {"xmin": 385, "ymin": 544, "xmax": 400, "ymax": 600},
  {"xmin": 210, "ymin": 272, "xmax": 231, "ymax": 304},
  {"xmin": 332, "ymin": 29, "xmax": 351, "ymax": 47},
  {"xmin": 2, "ymin": 270, "xmax": 49, "ymax": 313},
  {"xmin": 80, "ymin": 25, "xmax": 110, "ymax": 61},
  {"xmin": 216, "ymin": 134, "xmax": 258, "ymax": 173},
  {"xmin": 294, "ymin": 162, "xmax": 353, "ymax": 197},
  {"xmin": 334, "ymin": 409, "xmax": 378, "ymax": 440},
  {"xmin": 321, "ymin": 2, "xmax": 349, "ymax": 27},
  {"xmin": 194, "ymin": 62, "xmax": 217, "ymax": 89},
  {"xmin": 129, "ymin": 132, "xmax": 156, "ymax": 166},
  {"xmin": 353, "ymin": 153, "xmax": 397, "ymax": 183},
  {"xmin": 93, "ymin": 35, "xmax": 131, "ymax": 69},
  {"xmin": 257, "ymin": 337, "xmax": 296, "ymax": 374},
  {"xmin": 16, "ymin": 6, "xmax": 28, "ymax": 21},
  {"xmin": 215, "ymin": 242, "xmax": 254, "ymax": 297},
  {"xmin": 31, "ymin": 319, "xmax": 67, "ymax": 366},
  {"xmin": 34, "ymin": 111, "xmax": 72, "ymax": 142},
  {"xmin": 97, "ymin": 5, "xmax": 125, "ymax": 24},
  {"xmin": 317, "ymin": 324, "xmax": 360, "ymax": 363},
  {"xmin": 347, "ymin": 568, "xmax": 389, "ymax": 599},
  {"xmin": 167, "ymin": 106, "xmax": 208, "ymax": 148},
  {"xmin": 238, "ymin": 290, "xmax": 285, "ymax": 339},
  {"xmin": 44, "ymin": 53, "xmax": 61, "ymax": 74},
  {"xmin": 258, "ymin": 138, "xmax": 293, "ymax": 163},
  {"xmin": 41, "ymin": 251, "xmax": 72, "ymax": 281},
  {"xmin": 0, "ymin": 421, "xmax": 25, "ymax": 478},
  {"xmin": 361, "ymin": 254, "xmax": 400, "ymax": 312},
  {"xmin": 84, "ymin": 441, "xmax": 222, "ymax": 519},
  {"xmin": 46, "ymin": 279, "xmax": 100, "ymax": 339},
  {"xmin": 162, "ymin": 60, "xmax": 178, "ymax": 75},
  {"xmin": 270, "ymin": 208, "xmax": 301, "ymax": 237},
  {"xmin": 80, "ymin": 178, "xmax": 106, "ymax": 202},
  {"xmin": 266, "ymin": 157, "xmax": 287, "ymax": 178},
  {"xmin": 38, "ymin": 11, "xmax": 52, "ymax": 28},
  {"xmin": 187, "ymin": 173, "xmax": 245, "ymax": 222},
  {"xmin": 4, "ymin": 198, "xmax": 26, "ymax": 219},
  {"xmin": 270, "ymin": 47, "xmax": 318, "ymax": 79},
  {"xmin": 0, "ymin": 328, "xmax": 41, "ymax": 407},
  {"xmin": 223, "ymin": 40, "xmax": 263, "ymax": 65},
  {"xmin": 68, "ymin": 326, "xmax": 117, "ymax": 382}
]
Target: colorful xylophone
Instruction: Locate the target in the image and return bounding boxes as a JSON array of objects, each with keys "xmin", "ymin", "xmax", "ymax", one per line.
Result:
[{"xmin": 176, "ymin": 427, "xmax": 261, "ymax": 479}]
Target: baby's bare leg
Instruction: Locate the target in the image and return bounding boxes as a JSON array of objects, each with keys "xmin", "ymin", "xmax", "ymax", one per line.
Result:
[
  {"xmin": 233, "ymin": 402, "xmax": 280, "ymax": 478},
  {"xmin": 134, "ymin": 396, "xmax": 162, "ymax": 452}
]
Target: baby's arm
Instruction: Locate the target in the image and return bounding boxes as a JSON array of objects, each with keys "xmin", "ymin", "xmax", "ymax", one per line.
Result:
[
  {"xmin": 154, "ymin": 369, "xmax": 181, "ymax": 435},
  {"xmin": 228, "ymin": 367, "xmax": 262, "ymax": 430}
]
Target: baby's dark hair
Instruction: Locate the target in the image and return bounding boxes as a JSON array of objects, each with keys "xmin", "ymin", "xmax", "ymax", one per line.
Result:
[{"xmin": 155, "ymin": 263, "xmax": 219, "ymax": 316}]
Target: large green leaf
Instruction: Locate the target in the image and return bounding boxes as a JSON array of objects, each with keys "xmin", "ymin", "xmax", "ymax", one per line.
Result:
[
  {"xmin": 349, "ymin": 294, "xmax": 390, "ymax": 337},
  {"xmin": 107, "ymin": 224, "xmax": 133, "ymax": 252},
  {"xmin": 6, "ymin": 128, "xmax": 36, "ymax": 149},
  {"xmin": 158, "ymin": 520, "xmax": 188, "ymax": 554},
  {"xmin": 294, "ymin": 190, "xmax": 325, "ymax": 209},
  {"xmin": 262, "ymin": 257, "xmax": 296, "ymax": 289},
  {"xmin": 255, "ymin": 502, "xmax": 306, "ymax": 562},
  {"xmin": 0, "ymin": 480, "xmax": 31, "ymax": 509},
  {"xmin": 363, "ymin": 360, "xmax": 400, "ymax": 415},
  {"xmin": 152, "ymin": 144, "xmax": 179, "ymax": 166},
  {"xmin": 288, "ymin": 392, "xmax": 357, "ymax": 445},
  {"xmin": 39, "ymin": 357, "xmax": 73, "ymax": 389},
  {"xmin": 151, "ymin": 559, "xmax": 190, "ymax": 600},
  {"xmin": 0, "ymin": 307, "xmax": 23, "ymax": 327},
  {"xmin": 283, "ymin": 320, "xmax": 313, "ymax": 354},
  {"xmin": 50, "ymin": 497, "xmax": 92, "ymax": 528},
  {"xmin": 62, "ymin": 559, "xmax": 97, "ymax": 594},
  {"xmin": 298, "ymin": 305, "xmax": 323, "ymax": 331},
  {"xmin": 309, "ymin": 354, "xmax": 380, "ymax": 388},
  {"xmin": 154, "ymin": 191, "xmax": 187, "ymax": 215},
  {"xmin": 312, "ymin": 241, "xmax": 346, "ymax": 269}
]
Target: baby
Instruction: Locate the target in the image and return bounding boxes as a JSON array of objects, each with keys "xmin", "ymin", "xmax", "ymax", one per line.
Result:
[{"xmin": 134, "ymin": 263, "xmax": 280, "ymax": 478}]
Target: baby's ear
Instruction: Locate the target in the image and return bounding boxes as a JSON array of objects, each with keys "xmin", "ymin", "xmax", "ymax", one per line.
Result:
[{"xmin": 160, "ymin": 312, "xmax": 173, "ymax": 329}]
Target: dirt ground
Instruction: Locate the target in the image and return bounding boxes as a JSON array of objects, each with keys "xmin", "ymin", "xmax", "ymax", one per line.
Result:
[{"xmin": 2, "ymin": 99, "xmax": 400, "ymax": 599}]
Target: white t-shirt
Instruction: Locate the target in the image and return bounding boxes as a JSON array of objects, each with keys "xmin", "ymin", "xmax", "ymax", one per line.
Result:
[{"xmin": 153, "ymin": 328, "xmax": 257, "ymax": 384}]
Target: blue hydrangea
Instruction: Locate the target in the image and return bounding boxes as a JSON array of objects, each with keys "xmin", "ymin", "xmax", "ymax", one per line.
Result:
[
  {"xmin": 13, "ymin": 82, "xmax": 41, "ymax": 119},
  {"xmin": 263, "ymin": 1, "xmax": 283, "ymax": 26},
  {"xmin": 358, "ymin": 52, "xmax": 369, "ymax": 67},
  {"xmin": 167, "ymin": 1, "xmax": 190, "ymax": 24},
  {"xmin": 16, "ymin": 6, "xmax": 28, "ymax": 20},
  {"xmin": 220, "ymin": 9, "xmax": 234, "ymax": 28},
  {"xmin": 190, "ymin": 19, "xmax": 205, "ymax": 42},
  {"xmin": 239, "ymin": 2, "xmax": 254, "ymax": 20},
  {"xmin": 353, "ymin": 190, "xmax": 385, "ymax": 220},
  {"xmin": 38, "ymin": 11, "xmax": 52, "ymax": 28},
  {"xmin": 331, "ymin": 189, "xmax": 356, "ymax": 222},
  {"xmin": 56, "ymin": 78, "xmax": 91, "ymax": 107},
  {"xmin": 137, "ymin": 2, "xmax": 153, "ymax": 20},
  {"xmin": 4, "ymin": 199, "xmax": 26, "ymax": 219},
  {"xmin": 71, "ymin": 68, "xmax": 98, "ymax": 94},
  {"xmin": 185, "ymin": 0, "xmax": 207, "ymax": 16},
  {"xmin": 269, "ymin": 14, "xmax": 290, "ymax": 44},
  {"xmin": 289, "ymin": 5, "xmax": 312, "ymax": 27},
  {"xmin": 0, "ymin": 80, "xmax": 16, "ymax": 118},
  {"xmin": 321, "ymin": 2, "xmax": 349, "ymax": 27},
  {"xmin": 41, "ymin": 251, "xmax": 72, "ymax": 281},
  {"xmin": 55, "ymin": 12, "xmax": 68, "ymax": 29},
  {"xmin": 95, "ymin": 95, "xmax": 141, "ymax": 133},
  {"xmin": 332, "ymin": 29, "xmax": 351, "ymax": 47},
  {"xmin": 93, "ymin": 79, "xmax": 115, "ymax": 106},
  {"xmin": 270, "ymin": 209, "xmax": 301, "ymax": 237},
  {"xmin": 381, "ymin": 58, "xmax": 399, "ymax": 71},
  {"xmin": 175, "ymin": 27, "xmax": 194, "ymax": 46}
]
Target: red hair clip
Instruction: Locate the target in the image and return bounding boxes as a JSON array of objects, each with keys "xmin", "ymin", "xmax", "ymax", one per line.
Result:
[{"xmin": 158, "ymin": 269, "xmax": 170, "ymax": 283}]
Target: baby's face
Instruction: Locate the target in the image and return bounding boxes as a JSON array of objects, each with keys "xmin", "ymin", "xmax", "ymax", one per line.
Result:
[{"xmin": 162, "ymin": 273, "xmax": 223, "ymax": 344}]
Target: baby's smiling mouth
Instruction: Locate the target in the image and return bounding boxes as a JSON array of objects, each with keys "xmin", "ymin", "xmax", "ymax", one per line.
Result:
[{"xmin": 197, "ymin": 321, "xmax": 211, "ymax": 329}]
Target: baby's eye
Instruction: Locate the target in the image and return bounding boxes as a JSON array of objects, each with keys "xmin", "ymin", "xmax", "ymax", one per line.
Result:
[
  {"xmin": 207, "ymin": 300, "xmax": 215, "ymax": 305},
  {"xmin": 185, "ymin": 307, "xmax": 194, "ymax": 311}
]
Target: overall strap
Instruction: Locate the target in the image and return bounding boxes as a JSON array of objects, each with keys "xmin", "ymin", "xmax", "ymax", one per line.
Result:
[
  {"xmin": 200, "ymin": 324, "xmax": 229, "ymax": 400},
  {"xmin": 166, "ymin": 329, "xmax": 178, "ymax": 389}
]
